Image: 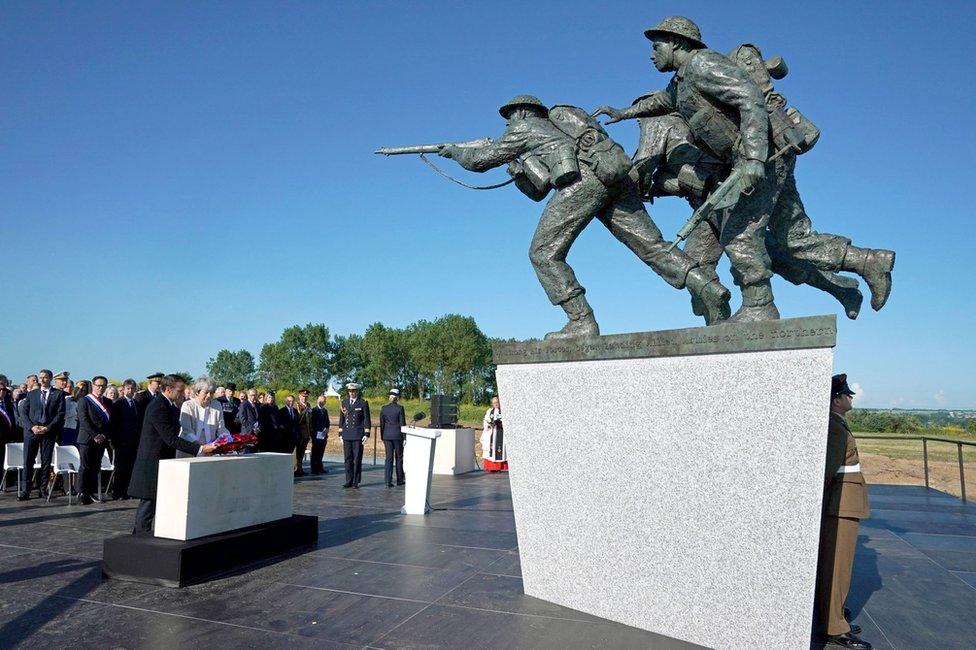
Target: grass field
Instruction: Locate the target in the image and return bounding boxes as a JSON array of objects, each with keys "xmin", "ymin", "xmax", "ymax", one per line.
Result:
[{"xmin": 855, "ymin": 429, "xmax": 976, "ymax": 498}]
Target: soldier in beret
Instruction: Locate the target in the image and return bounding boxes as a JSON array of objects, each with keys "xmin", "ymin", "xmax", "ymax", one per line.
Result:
[{"xmin": 815, "ymin": 374, "xmax": 872, "ymax": 649}]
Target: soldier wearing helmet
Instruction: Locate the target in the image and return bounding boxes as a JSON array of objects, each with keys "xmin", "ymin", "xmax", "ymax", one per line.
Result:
[
  {"xmin": 439, "ymin": 93, "xmax": 733, "ymax": 337},
  {"xmin": 594, "ymin": 16, "xmax": 785, "ymax": 322}
]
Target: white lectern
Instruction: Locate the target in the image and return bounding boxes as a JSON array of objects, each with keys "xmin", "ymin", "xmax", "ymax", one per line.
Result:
[{"xmin": 400, "ymin": 426, "xmax": 441, "ymax": 515}]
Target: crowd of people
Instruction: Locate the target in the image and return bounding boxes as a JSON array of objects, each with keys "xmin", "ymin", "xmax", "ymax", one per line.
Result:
[{"xmin": 0, "ymin": 369, "xmax": 414, "ymax": 507}]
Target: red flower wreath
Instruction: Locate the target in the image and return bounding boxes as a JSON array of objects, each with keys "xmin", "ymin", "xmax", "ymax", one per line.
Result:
[{"xmin": 211, "ymin": 432, "xmax": 259, "ymax": 454}]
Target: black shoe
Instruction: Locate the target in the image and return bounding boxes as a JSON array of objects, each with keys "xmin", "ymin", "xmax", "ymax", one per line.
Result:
[
  {"xmin": 387, "ymin": 483, "xmax": 394, "ymax": 488},
  {"xmin": 343, "ymin": 483, "xmax": 353, "ymax": 488},
  {"xmin": 18, "ymin": 493, "xmax": 30, "ymax": 501},
  {"xmin": 79, "ymin": 494, "xmax": 94, "ymax": 505},
  {"xmin": 396, "ymin": 481, "xmax": 405, "ymax": 486},
  {"xmin": 826, "ymin": 633, "xmax": 872, "ymax": 649}
]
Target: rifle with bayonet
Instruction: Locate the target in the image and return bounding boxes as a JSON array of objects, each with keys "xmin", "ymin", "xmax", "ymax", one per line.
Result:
[
  {"xmin": 667, "ymin": 167, "xmax": 753, "ymax": 252},
  {"xmin": 374, "ymin": 138, "xmax": 492, "ymax": 156}
]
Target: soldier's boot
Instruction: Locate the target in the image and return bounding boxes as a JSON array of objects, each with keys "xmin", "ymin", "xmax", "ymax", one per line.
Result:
[
  {"xmin": 545, "ymin": 294, "xmax": 600, "ymax": 340},
  {"xmin": 807, "ymin": 270, "xmax": 864, "ymax": 320},
  {"xmin": 686, "ymin": 268, "xmax": 731, "ymax": 325},
  {"xmin": 727, "ymin": 280, "xmax": 780, "ymax": 323},
  {"xmin": 841, "ymin": 246, "xmax": 895, "ymax": 311}
]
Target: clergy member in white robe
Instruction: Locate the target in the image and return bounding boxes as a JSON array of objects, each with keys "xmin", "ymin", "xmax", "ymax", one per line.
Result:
[
  {"xmin": 481, "ymin": 396, "xmax": 507, "ymax": 471},
  {"xmin": 177, "ymin": 377, "xmax": 229, "ymax": 457}
]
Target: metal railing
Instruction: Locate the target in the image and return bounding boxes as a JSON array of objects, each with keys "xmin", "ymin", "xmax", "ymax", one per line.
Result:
[{"xmin": 854, "ymin": 435, "xmax": 975, "ymax": 502}]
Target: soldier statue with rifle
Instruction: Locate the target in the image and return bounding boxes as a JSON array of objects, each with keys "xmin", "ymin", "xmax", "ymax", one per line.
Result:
[
  {"xmin": 382, "ymin": 95, "xmax": 732, "ymax": 338},
  {"xmin": 594, "ymin": 17, "xmax": 894, "ymax": 322}
]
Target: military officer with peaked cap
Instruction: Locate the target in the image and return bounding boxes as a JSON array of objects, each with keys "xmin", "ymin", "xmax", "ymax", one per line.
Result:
[
  {"xmin": 816, "ymin": 374, "xmax": 872, "ymax": 649},
  {"xmin": 338, "ymin": 383, "xmax": 371, "ymax": 488},
  {"xmin": 379, "ymin": 388, "xmax": 407, "ymax": 487},
  {"xmin": 134, "ymin": 373, "xmax": 164, "ymax": 418}
]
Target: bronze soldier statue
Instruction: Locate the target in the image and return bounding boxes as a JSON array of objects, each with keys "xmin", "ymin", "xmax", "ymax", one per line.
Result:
[
  {"xmin": 594, "ymin": 16, "xmax": 779, "ymax": 321},
  {"xmin": 595, "ymin": 18, "xmax": 894, "ymax": 321},
  {"xmin": 437, "ymin": 95, "xmax": 732, "ymax": 338}
]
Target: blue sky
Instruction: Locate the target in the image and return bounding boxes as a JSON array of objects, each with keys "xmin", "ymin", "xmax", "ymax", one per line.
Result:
[{"xmin": 2, "ymin": 1, "xmax": 974, "ymax": 408}]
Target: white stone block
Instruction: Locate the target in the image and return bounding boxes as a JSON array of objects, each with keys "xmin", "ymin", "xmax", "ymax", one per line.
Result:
[
  {"xmin": 154, "ymin": 452, "xmax": 294, "ymax": 541},
  {"xmin": 430, "ymin": 427, "xmax": 476, "ymax": 475},
  {"xmin": 496, "ymin": 340, "xmax": 834, "ymax": 650}
]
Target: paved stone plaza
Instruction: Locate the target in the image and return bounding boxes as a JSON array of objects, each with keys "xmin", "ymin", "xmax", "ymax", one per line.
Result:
[{"xmin": 0, "ymin": 466, "xmax": 974, "ymax": 648}]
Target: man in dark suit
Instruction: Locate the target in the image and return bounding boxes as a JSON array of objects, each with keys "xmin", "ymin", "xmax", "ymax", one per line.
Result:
[
  {"xmin": 215, "ymin": 382, "xmax": 242, "ymax": 434},
  {"xmin": 338, "ymin": 383, "xmax": 371, "ymax": 488},
  {"xmin": 76, "ymin": 376, "xmax": 112, "ymax": 504},
  {"xmin": 294, "ymin": 389, "xmax": 313, "ymax": 477},
  {"xmin": 380, "ymin": 388, "xmax": 407, "ymax": 487},
  {"xmin": 128, "ymin": 375, "xmax": 215, "ymax": 535},
  {"xmin": 20, "ymin": 369, "xmax": 66, "ymax": 500},
  {"xmin": 133, "ymin": 372, "xmax": 163, "ymax": 429},
  {"xmin": 109, "ymin": 378, "xmax": 141, "ymax": 500},
  {"xmin": 256, "ymin": 391, "xmax": 281, "ymax": 452},
  {"xmin": 0, "ymin": 375, "xmax": 19, "ymax": 491},
  {"xmin": 237, "ymin": 388, "xmax": 260, "ymax": 436},
  {"xmin": 309, "ymin": 394, "xmax": 331, "ymax": 475},
  {"xmin": 278, "ymin": 394, "xmax": 300, "ymax": 461}
]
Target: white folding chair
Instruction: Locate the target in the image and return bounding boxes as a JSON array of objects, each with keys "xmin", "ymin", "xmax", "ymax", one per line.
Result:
[
  {"xmin": 49, "ymin": 445, "xmax": 81, "ymax": 505},
  {"xmin": 2, "ymin": 443, "xmax": 24, "ymax": 495},
  {"xmin": 97, "ymin": 448, "xmax": 115, "ymax": 499}
]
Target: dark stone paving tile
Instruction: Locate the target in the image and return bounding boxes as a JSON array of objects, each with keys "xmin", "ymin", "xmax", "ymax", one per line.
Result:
[
  {"xmin": 849, "ymin": 546, "xmax": 976, "ymax": 648},
  {"xmin": 482, "ymin": 551, "xmax": 521, "ymax": 577},
  {"xmin": 376, "ymin": 603, "xmax": 700, "ymax": 650},
  {"xmin": 21, "ymin": 601, "xmax": 360, "ymax": 649},
  {"xmin": 251, "ymin": 552, "xmax": 478, "ymax": 602},
  {"xmin": 124, "ymin": 573, "xmax": 424, "ymax": 645},
  {"xmin": 436, "ymin": 573, "xmax": 601, "ymax": 623},
  {"xmin": 0, "ymin": 584, "xmax": 109, "ymax": 649},
  {"xmin": 400, "ymin": 509, "xmax": 516, "ymax": 534},
  {"xmin": 0, "ymin": 544, "xmax": 34, "ymax": 560},
  {"xmin": 0, "ymin": 550, "xmax": 161, "ymax": 604},
  {"xmin": 0, "ymin": 522, "xmax": 126, "ymax": 559},
  {"xmin": 898, "ymin": 531, "xmax": 976, "ymax": 571},
  {"xmin": 320, "ymin": 531, "xmax": 508, "ymax": 571},
  {"xmin": 952, "ymin": 570, "xmax": 976, "ymax": 588}
]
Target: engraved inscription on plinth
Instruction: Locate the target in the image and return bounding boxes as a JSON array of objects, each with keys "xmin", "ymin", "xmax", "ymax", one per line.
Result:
[{"xmin": 493, "ymin": 314, "xmax": 836, "ymax": 365}]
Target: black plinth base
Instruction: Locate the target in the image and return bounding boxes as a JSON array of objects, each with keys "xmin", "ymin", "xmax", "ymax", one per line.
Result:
[{"xmin": 102, "ymin": 514, "xmax": 318, "ymax": 587}]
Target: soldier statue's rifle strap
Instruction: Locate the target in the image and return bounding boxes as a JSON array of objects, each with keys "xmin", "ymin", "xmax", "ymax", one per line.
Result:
[{"xmin": 418, "ymin": 154, "xmax": 515, "ymax": 190}]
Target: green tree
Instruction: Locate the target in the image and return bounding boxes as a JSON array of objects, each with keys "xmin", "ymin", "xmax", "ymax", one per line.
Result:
[
  {"xmin": 361, "ymin": 323, "xmax": 414, "ymax": 396},
  {"xmin": 258, "ymin": 324, "xmax": 332, "ymax": 390},
  {"xmin": 330, "ymin": 333, "xmax": 364, "ymax": 388},
  {"xmin": 205, "ymin": 349, "xmax": 257, "ymax": 387},
  {"xmin": 406, "ymin": 315, "xmax": 493, "ymax": 401}
]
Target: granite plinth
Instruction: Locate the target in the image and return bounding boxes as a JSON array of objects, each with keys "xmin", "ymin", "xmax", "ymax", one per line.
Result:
[
  {"xmin": 102, "ymin": 514, "xmax": 318, "ymax": 588},
  {"xmin": 494, "ymin": 315, "xmax": 836, "ymax": 650},
  {"xmin": 154, "ymin": 453, "xmax": 293, "ymax": 541}
]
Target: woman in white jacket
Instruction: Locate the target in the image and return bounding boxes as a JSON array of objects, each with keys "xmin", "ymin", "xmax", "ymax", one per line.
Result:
[{"xmin": 178, "ymin": 376, "xmax": 229, "ymax": 457}]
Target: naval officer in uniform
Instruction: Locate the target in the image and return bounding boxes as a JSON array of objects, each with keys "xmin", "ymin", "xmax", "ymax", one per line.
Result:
[
  {"xmin": 339, "ymin": 383, "xmax": 370, "ymax": 488},
  {"xmin": 379, "ymin": 388, "xmax": 407, "ymax": 487},
  {"xmin": 816, "ymin": 374, "xmax": 872, "ymax": 649}
]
